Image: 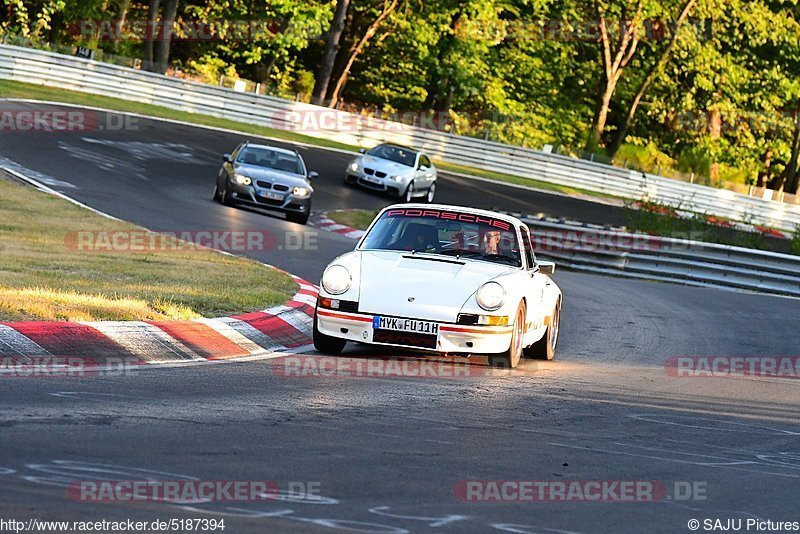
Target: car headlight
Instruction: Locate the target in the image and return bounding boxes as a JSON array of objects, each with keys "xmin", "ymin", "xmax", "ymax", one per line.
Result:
[
  {"xmin": 233, "ymin": 173, "xmax": 251, "ymax": 185},
  {"xmin": 391, "ymin": 175, "xmax": 405, "ymax": 182},
  {"xmin": 292, "ymin": 186, "xmax": 310, "ymax": 197},
  {"xmin": 322, "ymin": 265, "xmax": 351, "ymax": 295},
  {"xmin": 476, "ymin": 281, "xmax": 505, "ymax": 311},
  {"xmin": 349, "ymin": 162, "xmax": 359, "ymax": 172}
]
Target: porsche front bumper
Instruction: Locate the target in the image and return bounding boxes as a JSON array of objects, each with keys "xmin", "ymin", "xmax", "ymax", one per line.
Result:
[{"xmin": 315, "ymin": 308, "xmax": 513, "ymax": 354}]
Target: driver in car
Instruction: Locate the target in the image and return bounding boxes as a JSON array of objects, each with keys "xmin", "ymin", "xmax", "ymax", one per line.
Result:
[{"xmin": 483, "ymin": 230, "xmax": 502, "ymax": 255}]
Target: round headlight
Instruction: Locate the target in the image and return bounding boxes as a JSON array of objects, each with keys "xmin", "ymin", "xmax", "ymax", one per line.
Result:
[
  {"xmin": 391, "ymin": 175, "xmax": 404, "ymax": 182},
  {"xmin": 293, "ymin": 186, "xmax": 309, "ymax": 197},
  {"xmin": 322, "ymin": 265, "xmax": 351, "ymax": 295},
  {"xmin": 234, "ymin": 173, "xmax": 251, "ymax": 185},
  {"xmin": 476, "ymin": 281, "xmax": 505, "ymax": 311},
  {"xmin": 349, "ymin": 162, "xmax": 359, "ymax": 172}
]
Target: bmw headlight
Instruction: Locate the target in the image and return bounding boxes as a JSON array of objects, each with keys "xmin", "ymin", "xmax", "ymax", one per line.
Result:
[
  {"xmin": 391, "ymin": 175, "xmax": 405, "ymax": 182},
  {"xmin": 233, "ymin": 173, "xmax": 251, "ymax": 186},
  {"xmin": 349, "ymin": 162, "xmax": 359, "ymax": 172},
  {"xmin": 476, "ymin": 281, "xmax": 505, "ymax": 311},
  {"xmin": 322, "ymin": 265, "xmax": 351, "ymax": 295},
  {"xmin": 292, "ymin": 186, "xmax": 310, "ymax": 197}
]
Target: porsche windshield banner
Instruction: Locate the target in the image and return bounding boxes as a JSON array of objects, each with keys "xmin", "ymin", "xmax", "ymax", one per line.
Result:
[{"xmin": 384, "ymin": 208, "xmax": 512, "ymax": 231}]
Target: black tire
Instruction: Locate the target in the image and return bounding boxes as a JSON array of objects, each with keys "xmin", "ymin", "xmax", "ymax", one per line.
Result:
[
  {"xmin": 286, "ymin": 211, "xmax": 310, "ymax": 225},
  {"xmin": 213, "ymin": 184, "xmax": 222, "ymax": 202},
  {"xmin": 425, "ymin": 182, "xmax": 436, "ymax": 203},
  {"xmin": 403, "ymin": 181, "xmax": 415, "ymax": 203},
  {"xmin": 313, "ymin": 313, "xmax": 346, "ymax": 354},
  {"xmin": 220, "ymin": 183, "xmax": 235, "ymax": 207},
  {"xmin": 344, "ymin": 175, "xmax": 356, "ymax": 186},
  {"xmin": 524, "ymin": 299, "xmax": 560, "ymax": 360},
  {"xmin": 488, "ymin": 302, "xmax": 525, "ymax": 369}
]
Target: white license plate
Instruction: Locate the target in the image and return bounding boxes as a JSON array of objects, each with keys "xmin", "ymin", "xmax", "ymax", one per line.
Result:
[
  {"xmin": 373, "ymin": 316, "xmax": 439, "ymax": 335},
  {"xmin": 362, "ymin": 175, "xmax": 382, "ymax": 184},
  {"xmin": 258, "ymin": 189, "xmax": 284, "ymax": 201}
]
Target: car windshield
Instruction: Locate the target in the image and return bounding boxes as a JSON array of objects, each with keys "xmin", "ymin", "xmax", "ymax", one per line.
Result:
[
  {"xmin": 360, "ymin": 207, "xmax": 522, "ymax": 267},
  {"xmin": 236, "ymin": 147, "xmax": 304, "ymax": 174},
  {"xmin": 366, "ymin": 144, "xmax": 417, "ymax": 167}
]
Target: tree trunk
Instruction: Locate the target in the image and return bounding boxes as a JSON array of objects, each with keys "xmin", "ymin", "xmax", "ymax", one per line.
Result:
[
  {"xmin": 143, "ymin": 0, "xmax": 160, "ymax": 71},
  {"xmin": 708, "ymin": 109, "xmax": 721, "ymax": 181},
  {"xmin": 584, "ymin": 1, "xmax": 643, "ymax": 152},
  {"xmin": 607, "ymin": 0, "xmax": 697, "ymax": 158},
  {"xmin": 782, "ymin": 116, "xmax": 800, "ymax": 194},
  {"xmin": 111, "ymin": 0, "xmax": 132, "ymax": 48},
  {"xmin": 327, "ymin": 0, "xmax": 399, "ymax": 108},
  {"xmin": 312, "ymin": 0, "xmax": 350, "ymax": 106},
  {"xmin": 153, "ymin": 0, "xmax": 178, "ymax": 74}
]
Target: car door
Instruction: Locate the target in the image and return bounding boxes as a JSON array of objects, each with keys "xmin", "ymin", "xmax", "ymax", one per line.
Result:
[
  {"xmin": 520, "ymin": 225, "xmax": 548, "ymax": 335},
  {"xmin": 417, "ymin": 154, "xmax": 434, "ymax": 188}
]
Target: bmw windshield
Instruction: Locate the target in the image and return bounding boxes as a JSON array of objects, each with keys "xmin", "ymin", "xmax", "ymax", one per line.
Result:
[
  {"xmin": 366, "ymin": 144, "xmax": 417, "ymax": 167},
  {"xmin": 360, "ymin": 207, "xmax": 521, "ymax": 267},
  {"xmin": 236, "ymin": 147, "xmax": 305, "ymax": 175}
]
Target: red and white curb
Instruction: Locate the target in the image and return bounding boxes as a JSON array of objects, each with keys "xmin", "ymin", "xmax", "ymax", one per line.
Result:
[
  {"xmin": 312, "ymin": 212, "xmax": 366, "ymax": 240},
  {"xmin": 0, "ymin": 275, "xmax": 318, "ymax": 368}
]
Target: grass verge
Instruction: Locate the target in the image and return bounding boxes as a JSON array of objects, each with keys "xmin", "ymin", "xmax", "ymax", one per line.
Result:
[
  {"xmin": 327, "ymin": 210, "xmax": 379, "ymax": 231},
  {"xmin": 0, "ymin": 79, "xmax": 618, "ymax": 201},
  {"xmin": 623, "ymin": 201, "xmax": 793, "ymax": 254},
  {"xmin": 0, "ymin": 175, "xmax": 297, "ymax": 321}
]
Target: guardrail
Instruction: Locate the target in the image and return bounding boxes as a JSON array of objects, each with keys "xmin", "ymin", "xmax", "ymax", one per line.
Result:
[
  {"xmin": 520, "ymin": 216, "xmax": 800, "ymax": 297},
  {"xmin": 2, "ymin": 44, "xmax": 800, "ymax": 232}
]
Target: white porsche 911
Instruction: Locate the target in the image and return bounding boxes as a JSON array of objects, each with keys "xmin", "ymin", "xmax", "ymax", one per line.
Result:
[{"xmin": 313, "ymin": 204, "xmax": 562, "ymax": 368}]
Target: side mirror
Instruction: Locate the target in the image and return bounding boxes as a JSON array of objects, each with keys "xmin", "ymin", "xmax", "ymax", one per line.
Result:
[
  {"xmin": 418, "ymin": 164, "xmax": 428, "ymax": 171},
  {"xmin": 537, "ymin": 261, "xmax": 556, "ymax": 275},
  {"xmin": 308, "ymin": 171, "xmax": 319, "ymax": 180},
  {"xmin": 223, "ymin": 154, "xmax": 232, "ymax": 163},
  {"xmin": 358, "ymin": 148, "xmax": 366, "ymax": 154}
]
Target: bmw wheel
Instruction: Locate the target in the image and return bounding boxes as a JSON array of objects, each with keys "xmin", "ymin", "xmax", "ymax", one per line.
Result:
[
  {"xmin": 426, "ymin": 182, "xmax": 436, "ymax": 203},
  {"xmin": 403, "ymin": 181, "xmax": 415, "ymax": 203}
]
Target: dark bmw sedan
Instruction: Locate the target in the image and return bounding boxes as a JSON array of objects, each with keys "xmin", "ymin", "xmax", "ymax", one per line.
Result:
[{"xmin": 213, "ymin": 142, "xmax": 317, "ymax": 224}]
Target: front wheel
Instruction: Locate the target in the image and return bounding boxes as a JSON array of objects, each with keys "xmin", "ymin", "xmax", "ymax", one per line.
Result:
[
  {"xmin": 313, "ymin": 314, "xmax": 346, "ymax": 354},
  {"xmin": 425, "ymin": 182, "xmax": 436, "ymax": 203},
  {"xmin": 220, "ymin": 183, "xmax": 235, "ymax": 207},
  {"xmin": 403, "ymin": 181, "xmax": 415, "ymax": 203},
  {"xmin": 524, "ymin": 299, "xmax": 560, "ymax": 360},
  {"xmin": 488, "ymin": 302, "xmax": 525, "ymax": 369},
  {"xmin": 212, "ymin": 184, "xmax": 222, "ymax": 202}
]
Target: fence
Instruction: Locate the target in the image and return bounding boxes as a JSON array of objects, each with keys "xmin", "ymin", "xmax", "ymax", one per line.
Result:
[{"xmin": 524, "ymin": 217, "xmax": 800, "ymax": 297}]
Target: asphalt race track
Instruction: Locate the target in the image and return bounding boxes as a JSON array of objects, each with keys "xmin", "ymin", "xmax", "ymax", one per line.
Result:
[{"xmin": 1, "ymin": 101, "xmax": 799, "ymax": 534}]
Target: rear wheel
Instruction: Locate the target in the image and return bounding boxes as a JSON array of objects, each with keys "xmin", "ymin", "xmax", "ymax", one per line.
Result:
[
  {"xmin": 286, "ymin": 211, "xmax": 310, "ymax": 225},
  {"xmin": 525, "ymin": 299, "xmax": 560, "ymax": 360},
  {"xmin": 313, "ymin": 314, "xmax": 346, "ymax": 354},
  {"xmin": 488, "ymin": 302, "xmax": 525, "ymax": 369}
]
